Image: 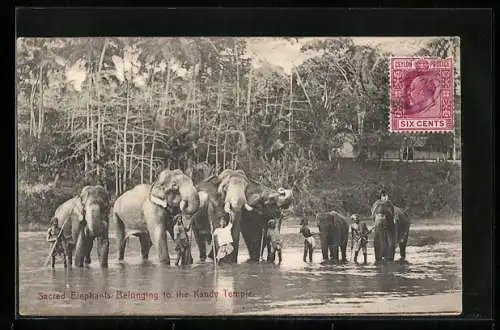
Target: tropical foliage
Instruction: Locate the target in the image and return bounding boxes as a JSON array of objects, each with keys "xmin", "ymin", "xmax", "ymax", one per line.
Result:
[{"xmin": 16, "ymin": 37, "xmax": 461, "ymax": 226}]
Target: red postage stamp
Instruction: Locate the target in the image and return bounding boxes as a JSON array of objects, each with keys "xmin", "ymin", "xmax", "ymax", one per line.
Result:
[{"xmin": 389, "ymin": 57, "xmax": 455, "ymax": 133}]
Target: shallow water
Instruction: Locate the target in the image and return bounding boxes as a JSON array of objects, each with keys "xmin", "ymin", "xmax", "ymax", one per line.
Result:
[{"xmin": 17, "ymin": 221, "xmax": 462, "ymax": 316}]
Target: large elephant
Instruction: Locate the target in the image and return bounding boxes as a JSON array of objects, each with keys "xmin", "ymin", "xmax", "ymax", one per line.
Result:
[
  {"xmin": 190, "ymin": 176, "xmax": 293, "ymax": 264},
  {"xmin": 371, "ymin": 199, "xmax": 396, "ymax": 263},
  {"xmin": 52, "ymin": 185, "xmax": 110, "ymax": 268},
  {"xmin": 371, "ymin": 200, "xmax": 411, "ymax": 263},
  {"xmin": 241, "ymin": 182, "xmax": 293, "ymax": 263},
  {"xmin": 316, "ymin": 210, "xmax": 349, "ymax": 263},
  {"xmin": 112, "ymin": 169, "xmax": 200, "ymax": 265},
  {"xmin": 215, "ymin": 169, "xmax": 254, "ymax": 263}
]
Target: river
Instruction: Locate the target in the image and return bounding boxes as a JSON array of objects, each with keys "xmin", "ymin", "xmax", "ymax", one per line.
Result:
[{"xmin": 17, "ymin": 220, "xmax": 462, "ymax": 316}]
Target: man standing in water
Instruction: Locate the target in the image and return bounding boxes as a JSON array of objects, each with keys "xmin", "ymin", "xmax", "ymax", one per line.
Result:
[
  {"xmin": 213, "ymin": 215, "xmax": 234, "ymax": 265},
  {"xmin": 349, "ymin": 214, "xmax": 374, "ymax": 264}
]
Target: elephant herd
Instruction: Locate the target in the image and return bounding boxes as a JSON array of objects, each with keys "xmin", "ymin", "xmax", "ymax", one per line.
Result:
[
  {"xmin": 48, "ymin": 169, "xmax": 293, "ymax": 268},
  {"xmin": 315, "ymin": 203, "xmax": 411, "ymax": 264}
]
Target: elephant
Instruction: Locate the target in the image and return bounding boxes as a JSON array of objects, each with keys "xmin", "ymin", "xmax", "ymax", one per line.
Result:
[
  {"xmin": 241, "ymin": 182, "xmax": 293, "ymax": 263},
  {"xmin": 112, "ymin": 169, "xmax": 200, "ymax": 265},
  {"xmin": 371, "ymin": 199, "xmax": 397, "ymax": 263},
  {"xmin": 393, "ymin": 206, "xmax": 411, "ymax": 262},
  {"xmin": 316, "ymin": 210, "xmax": 349, "ymax": 263},
  {"xmin": 52, "ymin": 185, "xmax": 110, "ymax": 268},
  {"xmin": 214, "ymin": 169, "xmax": 254, "ymax": 263},
  {"xmin": 190, "ymin": 175, "xmax": 293, "ymax": 264},
  {"xmin": 371, "ymin": 200, "xmax": 411, "ymax": 263}
]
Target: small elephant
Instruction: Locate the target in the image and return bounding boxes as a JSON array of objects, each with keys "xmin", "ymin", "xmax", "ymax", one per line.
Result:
[
  {"xmin": 52, "ymin": 185, "xmax": 110, "ymax": 268},
  {"xmin": 112, "ymin": 169, "xmax": 200, "ymax": 265},
  {"xmin": 393, "ymin": 206, "xmax": 411, "ymax": 262},
  {"xmin": 372, "ymin": 199, "xmax": 396, "ymax": 263},
  {"xmin": 316, "ymin": 210, "xmax": 349, "ymax": 263}
]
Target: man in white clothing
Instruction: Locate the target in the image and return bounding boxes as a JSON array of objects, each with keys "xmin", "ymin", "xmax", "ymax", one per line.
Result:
[{"xmin": 213, "ymin": 215, "xmax": 234, "ymax": 265}]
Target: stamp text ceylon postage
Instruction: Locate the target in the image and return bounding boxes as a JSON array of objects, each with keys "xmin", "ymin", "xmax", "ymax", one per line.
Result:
[{"xmin": 389, "ymin": 57, "xmax": 455, "ymax": 133}]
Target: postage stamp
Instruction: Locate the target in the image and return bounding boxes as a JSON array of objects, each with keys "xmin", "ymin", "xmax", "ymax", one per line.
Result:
[{"xmin": 389, "ymin": 57, "xmax": 455, "ymax": 133}]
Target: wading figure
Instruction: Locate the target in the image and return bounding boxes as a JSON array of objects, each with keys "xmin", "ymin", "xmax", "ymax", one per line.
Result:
[
  {"xmin": 213, "ymin": 215, "xmax": 234, "ymax": 265},
  {"xmin": 46, "ymin": 218, "xmax": 69, "ymax": 268},
  {"xmin": 299, "ymin": 221, "xmax": 315, "ymax": 262},
  {"xmin": 266, "ymin": 219, "xmax": 283, "ymax": 264},
  {"xmin": 349, "ymin": 214, "xmax": 374, "ymax": 264},
  {"xmin": 173, "ymin": 215, "xmax": 192, "ymax": 266}
]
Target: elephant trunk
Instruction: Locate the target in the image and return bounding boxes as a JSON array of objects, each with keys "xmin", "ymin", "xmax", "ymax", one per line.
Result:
[
  {"xmin": 178, "ymin": 181, "xmax": 200, "ymax": 215},
  {"xmin": 84, "ymin": 203, "xmax": 101, "ymax": 237}
]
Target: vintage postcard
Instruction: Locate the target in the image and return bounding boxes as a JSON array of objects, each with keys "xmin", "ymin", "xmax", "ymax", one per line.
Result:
[{"xmin": 16, "ymin": 36, "xmax": 462, "ymax": 316}]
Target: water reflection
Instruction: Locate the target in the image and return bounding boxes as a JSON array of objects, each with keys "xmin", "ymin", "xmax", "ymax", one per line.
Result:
[{"xmin": 18, "ymin": 226, "xmax": 462, "ymax": 316}]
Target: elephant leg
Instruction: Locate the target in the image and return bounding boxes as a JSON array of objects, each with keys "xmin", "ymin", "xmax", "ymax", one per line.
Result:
[
  {"xmin": 240, "ymin": 214, "xmax": 264, "ymax": 262},
  {"xmin": 373, "ymin": 230, "xmax": 382, "ymax": 262},
  {"xmin": 341, "ymin": 244, "xmax": 347, "ymax": 262},
  {"xmin": 85, "ymin": 238, "xmax": 93, "ymax": 265},
  {"xmin": 332, "ymin": 246, "xmax": 339, "ymax": 262},
  {"xmin": 115, "ymin": 213, "xmax": 127, "ymax": 261},
  {"xmin": 74, "ymin": 228, "xmax": 89, "ymax": 268},
  {"xmin": 139, "ymin": 234, "xmax": 152, "ymax": 260},
  {"xmin": 386, "ymin": 229, "xmax": 395, "ymax": 261},
  {"xmin": 399, "ymin": 230, "xmax": 409, "ymax": 261},
  {"xmin": 320, "ymin": 237, "xmax": 329, "ymax": 261},
  {"xmin": 66, "ymin": 243, "xmax": 74, "ymax": 267},
  {"xmin": 230, "ymin": 212, "xmax": 242, "ymax": 263},
  {"xmin": 192, "ymin": 228, "xmax": 207, "ymax": 262},
  {"xmin": 62, "ymin": 241, "xmax": 70, "ymax": 268},
  {"xmin": 265, "ymin": 242, "xmax": 271, "ymax": 263},
  {"xmin": 149, "ymin": 222, "xmax": 170, "ymax": 265},
  {"xmin": 96, "ymin": 236, "xmax": 109, "ymax": 268},
  {"xmin": 303, "ymin": 241, "xmax": 308, "ymax": 262}
]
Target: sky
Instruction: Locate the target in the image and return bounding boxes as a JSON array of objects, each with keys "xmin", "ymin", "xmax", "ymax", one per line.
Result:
[{"xmin": 65, "ymin": 37, "xmax": 451, "ymax": 91}]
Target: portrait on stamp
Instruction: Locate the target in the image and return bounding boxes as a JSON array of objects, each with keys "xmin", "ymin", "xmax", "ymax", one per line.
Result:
[
  {"xmin": 390, "ymin": 57, "xmax": 455, "ymax": 133},
  {"xmin": 16, "ymin": 36, "xmax": 461, "ymax": 316}
]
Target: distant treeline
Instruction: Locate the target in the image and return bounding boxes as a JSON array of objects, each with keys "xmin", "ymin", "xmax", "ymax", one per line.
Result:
[{"xmin": 17, "ymin": 37, "xmax": 461, "ymax": 228}]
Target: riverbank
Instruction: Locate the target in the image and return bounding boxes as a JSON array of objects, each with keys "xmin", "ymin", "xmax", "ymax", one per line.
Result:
[
  {"xmin": 18, "ymin": 216, "xmax": 462, "ymax": 232},
  {"xmin": 18, "ymin": 215, "xmax": 461, "ymax": 232}
]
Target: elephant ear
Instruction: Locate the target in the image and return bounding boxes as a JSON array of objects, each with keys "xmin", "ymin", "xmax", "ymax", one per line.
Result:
[
  {"xmin": 245, "ymin": 182, "xmax": 267, "ymax": 207},
  {"xmin": 217, "ymin": 169, "xmax": 234, "ymax": 183},
  {"xmin": 234, "ymin": 169, "xmax": 248, "ymax": 180},
  {"xmin": 217, "ymin": 174, "xmax": 232, "ymax": 197},
  {"xmin": 73, "ymin": 196, "xmax": 85, "ymax": 222},
  {"xmin": 80, "ymin": 185, "xmax": 92, "ymax": 203}
]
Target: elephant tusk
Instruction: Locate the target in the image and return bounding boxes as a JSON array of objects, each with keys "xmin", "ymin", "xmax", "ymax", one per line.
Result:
[
  {"xmin": 224, "ymin": 202, "xmax": 231, "ymax": 213},
  {"xmin": 244, "ymin": 203, "xmax": 254, "ymax": 211},
  {"xmin": 179, "ymin": 200, "xmax": 187, "ymax": 212},
  {"xmin": 150, "ymin": 195, "xmax": 167, "ymax": 208}
]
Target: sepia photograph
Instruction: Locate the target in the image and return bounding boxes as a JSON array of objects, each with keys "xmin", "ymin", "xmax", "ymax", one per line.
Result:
[{"xmin": 16, "ymin": 36, "xmax": 462, "ymax": 316}]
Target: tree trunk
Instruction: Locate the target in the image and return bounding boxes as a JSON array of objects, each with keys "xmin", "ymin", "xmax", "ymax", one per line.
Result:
[
  {"xmin": 149, "ymin": 130, "xmax": 156, "ymax": 183},
  {"xmin": 37, "ymin": 63, "xmax": 44, "ymax": 140},
  {"xmin": 223, "ymin": 132, "xmax": 227, "ymax": 170},
  {"xmin": 29, "ymin": 81, "xmax": 37, "ymax": 137},
  {"xmin": 89, "ymin": 76, "xmax": 95, "ymax": 173},
  {"xmin": 235, "ymin": 42, "xmax": 240, "ymax": 109},
  {"xmin": 288, "ymin": 71, "xmax": 293, "ymax": 142},
  {"xmin": 141, "ymin": 107, "xmax": 145, "ymax": 184},
  {"xmin": 162, "ymin": 62, "xmax": 171, "ymax": 120},
  {"xmin": 95, "ymin": 39, "xmax": 108, "ymax": 176},
  {"xmin": 123, "ymin": 81, "xmax": 130, "ymax": 190},
  {"xmin": 246, "ymin": 68, "xmax": 252, "ymax": 115},
  {"xmin": 115, "ymin": 130, "xmax": 119, "ymax": 195},
  {"xmin": 129, "ymin": 128, "xmax": 135, "ymax": 179}
]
